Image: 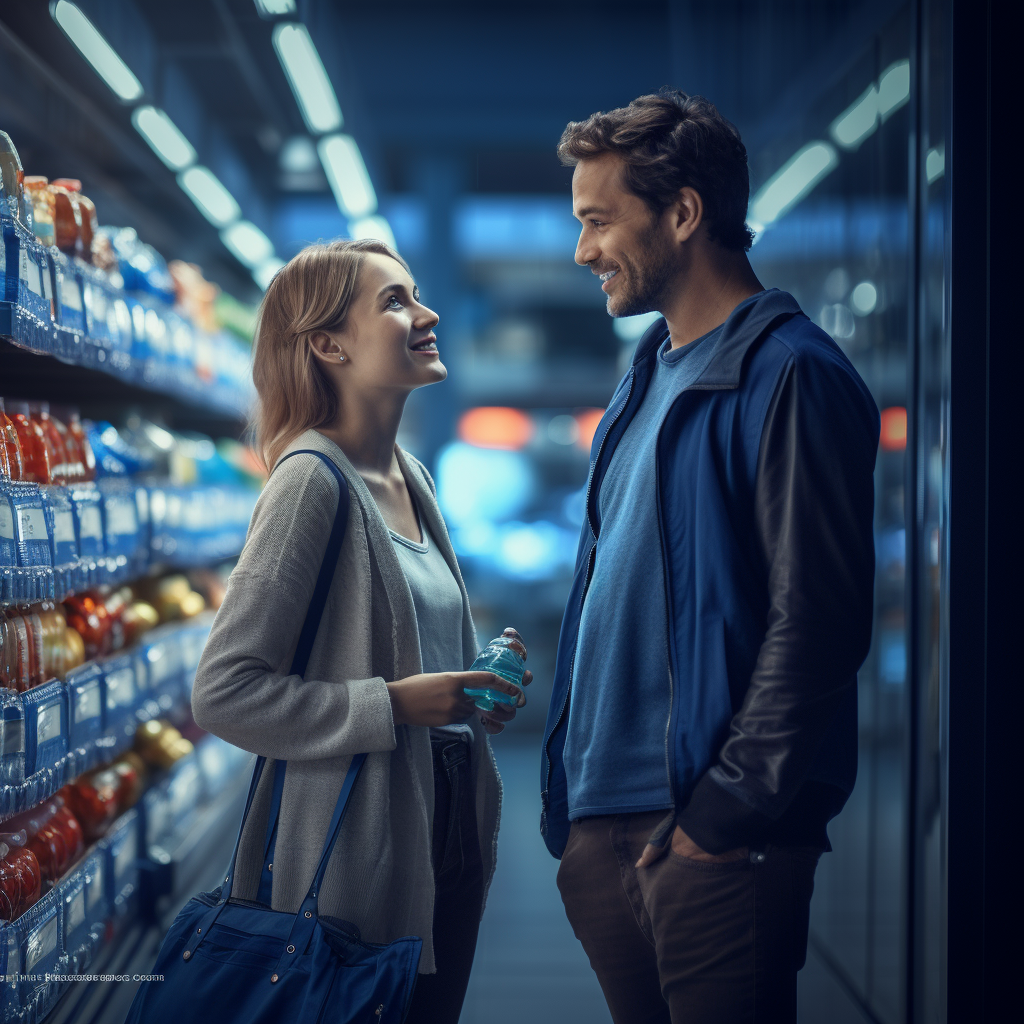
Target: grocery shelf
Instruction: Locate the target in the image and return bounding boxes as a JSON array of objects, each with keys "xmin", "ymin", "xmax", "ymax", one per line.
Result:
[
  {"xmin": 2, "ymin": 614, "xmax": 215, "ymax": 822},
  {"xmin": 1, "ymin": 478, "xmax": 256, "ymax": 606},
  {"xmin": 0, "ymin": 340, "xmax": 244, "ymax": 437},
  {"xmin": 2, "ymin": 204, "xmax": 253, "ymax": 424},
  {"xmin": 44, "ymin": 767, "xmax": 249, "ymax": 1024},
  {"xmin": 2, "ymin": 74, "xmax": 261, "ymax": 1021},
  {"xmin": 1, "ymin": 731, "xmax": 252, "ymax": 1024}
]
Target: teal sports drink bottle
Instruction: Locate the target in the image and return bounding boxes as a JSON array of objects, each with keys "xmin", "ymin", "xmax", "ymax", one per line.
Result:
[{"xmin": 464, "ymin": 635, "xmax": 526, "ymax": 711}]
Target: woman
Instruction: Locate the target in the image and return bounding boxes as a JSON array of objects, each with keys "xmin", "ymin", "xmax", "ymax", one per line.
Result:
[{"xmin": 190, "ymin": 238, "xmax": 531, "ymax": 1023}]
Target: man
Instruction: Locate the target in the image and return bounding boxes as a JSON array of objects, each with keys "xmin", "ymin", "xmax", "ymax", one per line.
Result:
[{"xmin": 541, "ymin": 89, "xmax": 880, "ymax": 1024}]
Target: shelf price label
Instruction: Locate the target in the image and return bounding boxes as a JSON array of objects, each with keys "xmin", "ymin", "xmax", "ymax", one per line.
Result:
[{"xmin": 19, "ymin": 248, "xmax": 42, "ymax": 296}]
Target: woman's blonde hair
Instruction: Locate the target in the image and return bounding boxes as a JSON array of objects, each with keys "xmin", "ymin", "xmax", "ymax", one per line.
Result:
[{"xmin": 250, "ymin": 238, "xmax": 411, "ymax": 471}]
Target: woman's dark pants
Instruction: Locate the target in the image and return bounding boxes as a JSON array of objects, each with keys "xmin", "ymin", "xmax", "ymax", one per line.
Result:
[{"xmin": 404, "ymin": 733, "xmax": 485, "ymax": 1024}]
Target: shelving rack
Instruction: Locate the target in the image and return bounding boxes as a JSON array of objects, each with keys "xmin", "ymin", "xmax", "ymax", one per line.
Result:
[{"xmin": 3, "ymin": 128, "xmax": 259, "ymax": 1024}]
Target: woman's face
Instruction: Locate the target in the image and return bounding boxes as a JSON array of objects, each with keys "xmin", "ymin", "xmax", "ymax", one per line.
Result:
[{"xmin": 328, "ymin": 252, "xmax": 446, "ymax": 392}]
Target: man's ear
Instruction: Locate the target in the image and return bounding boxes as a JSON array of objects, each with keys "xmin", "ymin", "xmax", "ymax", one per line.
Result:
[
  {"xmin": 670, "ymin": 186, "xmax": 704, "ymax": 244},
  {"xmin": 308, "ymin": 330, "xmax": 343, "ymax": 364}
]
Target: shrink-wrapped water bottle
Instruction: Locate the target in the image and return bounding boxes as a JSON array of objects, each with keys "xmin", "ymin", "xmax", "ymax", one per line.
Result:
[{"xmin": 464, "ymin": 633, "xmax": 526, "ymax": 711}]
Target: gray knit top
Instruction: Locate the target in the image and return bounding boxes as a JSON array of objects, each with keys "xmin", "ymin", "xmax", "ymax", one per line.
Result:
[{"xmin": 190, "ymin": 429, "xmax": 502, "ymax": 974}]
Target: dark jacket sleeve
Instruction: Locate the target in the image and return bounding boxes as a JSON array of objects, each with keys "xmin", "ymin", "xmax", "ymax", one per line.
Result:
[{"xmin": 674, "ymin": 351, "xmax": 880, "ymax": 854}]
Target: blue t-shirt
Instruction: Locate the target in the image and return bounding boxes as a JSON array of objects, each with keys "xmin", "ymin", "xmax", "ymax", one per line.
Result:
[{"xmin": 562, "ymin": 317, "xmax": 726, "ymax": 818}]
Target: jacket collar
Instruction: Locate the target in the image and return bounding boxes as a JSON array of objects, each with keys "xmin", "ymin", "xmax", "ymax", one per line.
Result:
[{"xmin": 631, "ymin": 288, "xmax": 802, "ymax": 389}]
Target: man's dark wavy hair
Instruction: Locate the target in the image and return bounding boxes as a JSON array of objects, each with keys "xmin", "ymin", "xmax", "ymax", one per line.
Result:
[{"xmin": 558, "ymin": 89, "xmax": 755, "ymax": 252}]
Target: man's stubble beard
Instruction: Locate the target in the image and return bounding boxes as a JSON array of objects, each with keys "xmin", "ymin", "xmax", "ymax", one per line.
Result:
[{"xmin": 607, "ymin": 224, "xmax": 676, "ymax": 319}]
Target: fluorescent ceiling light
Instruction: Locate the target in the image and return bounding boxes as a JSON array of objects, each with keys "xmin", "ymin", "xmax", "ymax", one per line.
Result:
[
  {"xmin": 177, "ymin": 166, "xmax": 241, "ymax": 227},
  {"xmin": 926, "ymin": 146, "xmax": 945, "ymax": 184},
  {"xmin": 749, "ymin": 142, "xmax": 838, "ymax": 227},
  {"xmin": 254, "ymin": 0, "xmax": 296, "ymax": 16},
  {"xmin": 348, "ymin": 215, "xmax": 396, "ymax": 249},
  {"xmin": 221, "ymin": 221, "xmax": 275, "ymax": 268},
  {"xmin": 280, "ymin": 136, "xmax": 319, "ymax": 173},
  {"xmin": 253, "ymin": 257, "xmax": 286, "ymax": 290},
  {"xmin": 878, "ymin": 61, "xmax": 911, "ymax": 119},
  {"xmin": 131, "ymin": 106, "xmax": 196, "ymax": 171},
  {"xmin": 830, "ymin": 85, "xmax": 878, "ymax": 150},
  {"xmin": 850, "ymin": 281, "xmax": 878, "ymax": 315},
  {"xmin": 319, "ymin": 134, "xmax": 377, "ymax": 218},
  {"xmin": 50, "ymin": 1, "xmax": 143, "ymax": 102},
  {"xmin": 272, "ymin": 23, "xmax": 343, "ymax": 134}
]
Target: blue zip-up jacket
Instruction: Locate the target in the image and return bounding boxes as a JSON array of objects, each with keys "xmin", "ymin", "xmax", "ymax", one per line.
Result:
[{"xmin": 541, "ymin": 289, "xmax": 880, "ymax": 858}]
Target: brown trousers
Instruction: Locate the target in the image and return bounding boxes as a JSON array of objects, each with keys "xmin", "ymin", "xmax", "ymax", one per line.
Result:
[{"xmin": 556, "ymin": 811, "xmax": 820, "ymax": 1024}]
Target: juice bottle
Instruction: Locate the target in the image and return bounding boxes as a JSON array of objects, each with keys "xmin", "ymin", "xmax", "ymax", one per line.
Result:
[
  {"xmin": 22, "ymin": 606, "xmax": 45, "ymax": 688},
  {"xmin": 49, "ymin": 795, "xmax": 84, "ymax": 866},
  {"xmin": 0, "ymin": 399, "xmax": 24, "ymax": 481},
  {"xmin": 0, "ymin": 842, "xmax": 20, "ymax": 920},
  {"xmin": 13, "ymin": 842, "xmax": 42, "ymax": 915},
  {"xmin": 52, "ymin": 179, "xmax": 95, "ymax": 260},
  {"xmin": 62, "ymin": 770, "xmax": 120, "ymax": 841},
  {"xmin": 24, "ymin": 813, "xmax": 64, "ymax": 881},
  {"xmin": 64, "ymin": 625, "xmax": 85, "ymax": 674},
  {"xmin": 0, "ymin": 616, "xmax": 16, "ymax": 690},
  {"xmin": 50, "ymin": 181, "xmax": 80, "ymax": 255},
  {"xmin": 3, "ymin": 610, "xmax": 31, "ymax": 691},
  {"xmin": 49, "ymin": 409, "xmax": 82, "ymax": 482},
  {"xmin": 0, "ymin": 834, "xmax": 45, "ymax": 919},
  {"xmin": 110, "ymin": 754, "xmax": 143, "ymax": 812},
  {"xmin": 32, "ymin": 602, "xmax": 67, "ymax": 681},
  {"xmin": 65, "ymin": 410, "xmax": 96, "ymax": 481},
  {"xmin": 103, "ymin": 585, "xmax": 132, "ymax": 652},
  {"xmin": 0, "ymin": 405, "xmax": 9, "ymax": 480},
  {"xmin": 22, "ymin": 176, "xmax": 55, "ymax": 248},
  {"xmin": 64, "ymin": 590, "xmax": 109, "ymax": 659},
  {"xmin": 6, "ymin": 400, "xmax": 51, "ymax": 483},
  {"xmin": 29, "ymin": 402, "xmax": 69, "ymax": 485},
  {"xmin": 0, "ymin": 129, "xmax": 27, "ymax": 225}
]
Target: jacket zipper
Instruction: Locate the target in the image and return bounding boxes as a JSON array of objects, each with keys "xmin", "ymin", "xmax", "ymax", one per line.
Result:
[
  {"xmin": 543, "ymin": 369, "xmax": 635, "ymax": 803},
  {"xmin": 653, "ymin": 445, "xmax": 677, "ymax": 808},
  {"xmin": 655, "ymin": 379, "xmax": 738, "ymax": 812}
]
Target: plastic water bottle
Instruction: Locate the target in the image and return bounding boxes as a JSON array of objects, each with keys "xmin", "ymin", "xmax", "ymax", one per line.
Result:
[{"xmin": 464, "ymin": 635, "xmax": 526, "ymax": 711}]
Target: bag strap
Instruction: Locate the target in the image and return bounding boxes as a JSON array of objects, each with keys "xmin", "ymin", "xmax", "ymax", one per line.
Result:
[
  {"xmin": 205, "ymin": 449, "xmax": 356, "ymax": 911},
  {"xmin": 254, "ymin": 449, "xmax": 352, "ymax": 901},
  {"xmin": 273, "ymin": 751, "xmax": 367, "ymax": 971}
]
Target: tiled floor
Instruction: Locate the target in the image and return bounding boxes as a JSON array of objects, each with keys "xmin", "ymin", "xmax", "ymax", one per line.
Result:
[
  {"xmin": 461, "ymin": 734, "xmax": 871, "ymax": 1024},
  {"xmin": 460, "ymin": 735, "xmax": 613, "ymax": 1023}
]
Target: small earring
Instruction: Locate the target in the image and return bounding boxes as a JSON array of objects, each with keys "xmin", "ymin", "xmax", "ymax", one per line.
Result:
[{"xmin": 338, "ymin": 354, "xmax": 346, "ymax": 362}]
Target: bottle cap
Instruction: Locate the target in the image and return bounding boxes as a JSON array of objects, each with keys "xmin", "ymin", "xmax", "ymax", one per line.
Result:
[
  {"xmin": 6, "ymin": 400, "xmax": 30, "ymax": 416},
  {"xmin": 28, "ymin": 400, "xmax": 50, "ymax": 416},
  {"xmin": 22, "ymin": 175, "xmax": 48, "ymax": 188},
  {"xmin": 51, "ymin": 178, "xmax": 81, "ymax": 192}
]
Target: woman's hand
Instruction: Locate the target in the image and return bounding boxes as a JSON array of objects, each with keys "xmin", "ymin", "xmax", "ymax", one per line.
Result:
[{"xmin": 386, "ymin": 671, "xmax": 524, "ymax": 728}]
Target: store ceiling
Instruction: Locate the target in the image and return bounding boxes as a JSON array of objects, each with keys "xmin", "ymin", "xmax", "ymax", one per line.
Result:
[{"xmin": 0, "ymin": 0, "xmax": 893, "ymax": 302}]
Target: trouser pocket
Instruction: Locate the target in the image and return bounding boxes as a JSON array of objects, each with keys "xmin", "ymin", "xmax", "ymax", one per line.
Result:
[{"xmin": 431, "ymin": 736, "xmax": 470, "ymax": 884}]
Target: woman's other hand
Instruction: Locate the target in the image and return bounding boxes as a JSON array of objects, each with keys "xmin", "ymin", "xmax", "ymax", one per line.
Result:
[{"xmin": 478, "ymin": 666, "xmax": 534, "ymax": 734}]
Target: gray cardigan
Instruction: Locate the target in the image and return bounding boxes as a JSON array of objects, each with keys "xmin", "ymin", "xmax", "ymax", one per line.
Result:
[{"xmin": 190, "ymin": 428, "xmax": 502, "ymax": 974}]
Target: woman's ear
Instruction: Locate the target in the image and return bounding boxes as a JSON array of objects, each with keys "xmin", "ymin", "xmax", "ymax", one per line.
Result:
[{"xmin": 308, "ymin": 330, "xmax": 345, "ymax": 365}]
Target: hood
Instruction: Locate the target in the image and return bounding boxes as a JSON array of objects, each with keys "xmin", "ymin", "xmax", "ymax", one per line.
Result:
[{"xmin": 632, "ymin": 288, "xmax": 802, "ymax": 388}]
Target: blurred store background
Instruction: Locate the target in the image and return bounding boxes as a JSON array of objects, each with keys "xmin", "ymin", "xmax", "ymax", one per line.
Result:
[{"xmin": 2, "ymin": 1, "xmax": 1015, "ymax": 1023}]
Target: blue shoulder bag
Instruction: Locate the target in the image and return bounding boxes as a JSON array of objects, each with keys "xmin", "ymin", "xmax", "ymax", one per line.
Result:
[{"xmin": 125, "ymin": 450, "xmax": 423, "ymax": 1024}]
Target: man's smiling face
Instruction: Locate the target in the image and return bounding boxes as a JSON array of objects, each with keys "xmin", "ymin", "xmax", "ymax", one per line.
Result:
[{"xmin": 571, "ymin": 152, "xmax": 676, "ymax": 318}]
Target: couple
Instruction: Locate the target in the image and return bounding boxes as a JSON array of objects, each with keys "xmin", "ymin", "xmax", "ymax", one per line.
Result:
[{"xmin": 191, "ymin": 89, "xmax": 879, "ymax": 1024}]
